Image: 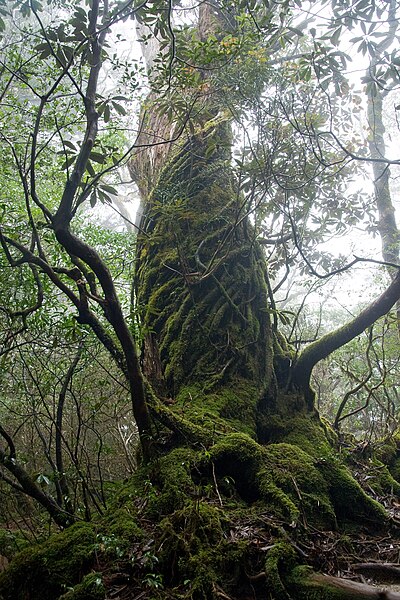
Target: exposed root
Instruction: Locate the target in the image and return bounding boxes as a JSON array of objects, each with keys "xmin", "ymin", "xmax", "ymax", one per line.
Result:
[
  {"xmin": 352, "ymin": 563, "xmax": 400, "ymax": 580},
  {"xmin": 309, "ymin": 573, "xmax": 400, "ymax": 599}
]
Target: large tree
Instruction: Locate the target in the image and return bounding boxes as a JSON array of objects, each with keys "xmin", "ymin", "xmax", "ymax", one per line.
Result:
[{"xmin": 1, "ymin": 1, "xmax": 400, "ymax": 599}]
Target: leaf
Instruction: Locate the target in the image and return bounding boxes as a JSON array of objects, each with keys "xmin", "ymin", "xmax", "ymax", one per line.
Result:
[
  {"xmin": 29, "ymin": 0, "xmax": 43, "ymax": 12},
  {"xmin": 331, "ymin": 27, "xmax": 342, "ymax": 47},
  {"xmin": 89, "ymin": 190, "xmax": 97, "ymax": 207},
  {"xmin": 61, "ymin": 155, "xmax": 76, "ymax": 170},
  {"xmin": 86, "ymin": 161, "xmax": 96, "ymax": 177},
  {"xmin": 63, "ymin": 140, "xmax": 77, "ymax": 151},
  {"xmin": 205, "ymin": 143, "xmax": 216, "ymax": 159},
  {"xmin": 34, "ymin": 42, "xmax": 53, "ymax": 58},
  {"xmin": 111, "ymin": 101, "xmax": 126, "ymax": 116},
  {"xmin": 99, "ymin": 184, "xmax": 118, "ymax": 196},
  {"xmin": 89, "ymin": 151, "xmax": 106, "ymax": 164},
  {"xmin": 287, "ymin": 27, "xmax": 304, "ymax": 37},
  {"xmin": 60, "ymin": 45, "xmax": 74, "ymax": 63},
  {"xmin": 35, "ymin": 41, "xmax": 52, "ymax": 52},
  {"xmin": 98, "ymin": 189, "xmax": 111, "ymax": 204}
]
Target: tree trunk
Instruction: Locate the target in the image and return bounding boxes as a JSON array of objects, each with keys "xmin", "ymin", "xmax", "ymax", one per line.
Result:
[
  {"xmin": 1, "ymin": 4, "xmax": 400, "ymax": 600},
  {"xmin": 126, "ymin": 9, "xmax": 399, "ymax": 599}
]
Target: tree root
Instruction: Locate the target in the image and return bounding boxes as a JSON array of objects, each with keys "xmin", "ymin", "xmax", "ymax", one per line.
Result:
[
  {"xmin": 309, "ymin": 573, "xmax": 400, "ymax": 599},
  {"xmin": 352, "ymin": 563, "xmax": 400, "ymax": 580}
]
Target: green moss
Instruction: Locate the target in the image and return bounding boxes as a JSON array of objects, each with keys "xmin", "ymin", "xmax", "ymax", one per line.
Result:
[
  {"xmin": 104, "ymin": 507, "xmax": 143, "ymax": 541},
  {"xmin": 374, "ymin": 434, "xmax": 400, "ymax": 484},
  {"xmin": 209, "ymin": 433, "xmax": 264, "ymax": 493},
  {"xmin": 375, "ymin": 440, "xmax": 397, "ymax": 465},
  {"xmin": 184, "ymin": 550, "xmax": 217, "ymax": 599},
  {"xmin": 258, "ymin": 443, "xmax": 336, "ymax": 527},
  {"xmin": 146, "ymin": 447, "xmax": 198, "ymax": 516},
  {"xmin": 0, "ymin": 529, "xmax": 31, "ymax": 560},
  {"xmin": 318, "ymin": 458, "xmax": 388, "ymax": 526},
  {"xmin": 286, "ymin": 566, "xmax": 336, "ymax": 600},
  {"xmin": 0, "ymin": 522, "xmax": 96, "ymax": 600},
  {"xmin": 156, "ymin": 501, "xmax": 225, "ymax": 597},
  {"xmin": 58, "ymin": 573, "xmax": 105, "ymax": 600},
  {"xmin": 174, "ymin": 381, "xmax": 260, "ymax": 439},
  {"xmin": 264, "ymin": 542, "xmax": 298, "ymax": 600},
  {"xmin": 135, "ymin": 118, "xmax": 274, "ymax": 406},
  {"xmin": 148, "ymin": 391, "xmax": 213, "ymax": 446},
  {"xmin": 275, "ymin": 414, "xmax": 334, "ymax": 458},
  {"xmin": 364, "ymin": 458, "xmax": 400, "ymax": 496},
  {"xmin": 392, "ymin": 457, "xmax": 400, "ymax": 482}
]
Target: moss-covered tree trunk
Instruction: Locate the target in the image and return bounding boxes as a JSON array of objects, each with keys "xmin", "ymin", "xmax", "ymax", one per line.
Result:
[
  {"xmin": 125, "ymin": 9, "xmax": 400, "ymax": 599},
  {"xmin": 133, "ymin": 112, "xmax": 283, "ymax": 432},
  {"xmin": 127, "ymin": 98, "xmax": 400, "ymax": 597},
  {"xmin": 2, "ymin": 5, "xmax": 400, "ymax": 600}
]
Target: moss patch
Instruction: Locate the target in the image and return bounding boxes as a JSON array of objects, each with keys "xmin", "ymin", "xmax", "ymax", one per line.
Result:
[
  {"xmin": 258, "ymin": 443, "xmax": 336, "ymax": 527},
  {"xmin": 156, "ymin": 501, "xmax": 225, "ymax": 597},
  {"xmin": 58, "ymin": 573, "xmax": 105, "ymax": 600},
  {"xmin": 317, "ymin": 458, "xmax": 388, "ymax": 526},
  {"xmin": 0, "ymin": 529, "xmax": 31, "ymax": 561},
  {"xmin": 374, "ymin": 432, "xmax": 400, "ymax": 485},
  {"xmin": 265, "ymin": 542, "xmax": 298, "ymax": 600},
  {"xmin": 0, "ymin": 522, "xmax": 96, "ymax": 600},
  {"xmin": 146, "ymin": 447, "xmax": 198, "ymax": 517},
  {"xmin": 174, "ymin": 381, "xmax": 260, "ymax": 439},
  {"xmin": 135, "ymin": 119, "xmax": 274, "ymax": 420}
]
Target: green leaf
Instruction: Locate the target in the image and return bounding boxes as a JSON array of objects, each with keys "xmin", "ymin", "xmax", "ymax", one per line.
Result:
[
  {"xmin": 61, "ymin": 155, "xmax": 76, "ymax": 170},
  {"xmin": 99, "ymin": 184, "xmax": 118, "ymax": 196},
  {"xmin": 331, "ymin": 27, "xmax": 342, "ymax": 46},
  {"xmin": 63, "ymin": 140, "xmax": 77, "ymax": 151},
  {"xmin": 205, "ymin": 143, "xmax": 216, "ymax": 159},
  {"xmin": 111, "ymin": 101, "xmax": 126, "ymax": 116},
  {"xmin": 98, "ymin": 189, "xmax": 111, "ymax": 204},
  {"xmin": 86, "ymin": 161, "xmax": 96, "ymax": 177},
  {"xmin": 89, "ymin": 151, "xmax": 106, "ymax": 164}
]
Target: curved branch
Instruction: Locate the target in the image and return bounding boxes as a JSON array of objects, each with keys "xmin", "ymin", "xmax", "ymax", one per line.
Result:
[
  {"xmin": 54, "ymin": 227, "xmax": 153, "ymax": 459},
  {"xmin": 0, "ymin": 442, "xmax": 72, "ymax": 528},
  {"xmin": 292, "ymin": 271, "xmax": 400, "ymax": 402},
  {"xmin": 333, "ymin": 327, "xmax": 374, "ymax": 430}
]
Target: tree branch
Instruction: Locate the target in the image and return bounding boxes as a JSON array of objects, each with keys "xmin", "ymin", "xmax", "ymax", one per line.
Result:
[{"xmin": 292, "ymin": 271, "xmax": 400, "ymax": 403}]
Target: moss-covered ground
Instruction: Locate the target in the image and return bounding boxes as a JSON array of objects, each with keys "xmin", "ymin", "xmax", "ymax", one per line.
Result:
[{"xmin": 1, "ymin": 415, "xmax": 399, "ymax": 600}]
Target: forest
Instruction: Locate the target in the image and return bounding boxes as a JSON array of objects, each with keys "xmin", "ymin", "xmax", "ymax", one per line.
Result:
[{"xmin": 1, "ymin": 0, "xmax": 400, "ymax": 598}]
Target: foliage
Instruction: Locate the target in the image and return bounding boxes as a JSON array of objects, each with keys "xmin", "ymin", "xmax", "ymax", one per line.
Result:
[{"xmin": 0, "ymin": 0, "xmax": 400, "ymax": 599}]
